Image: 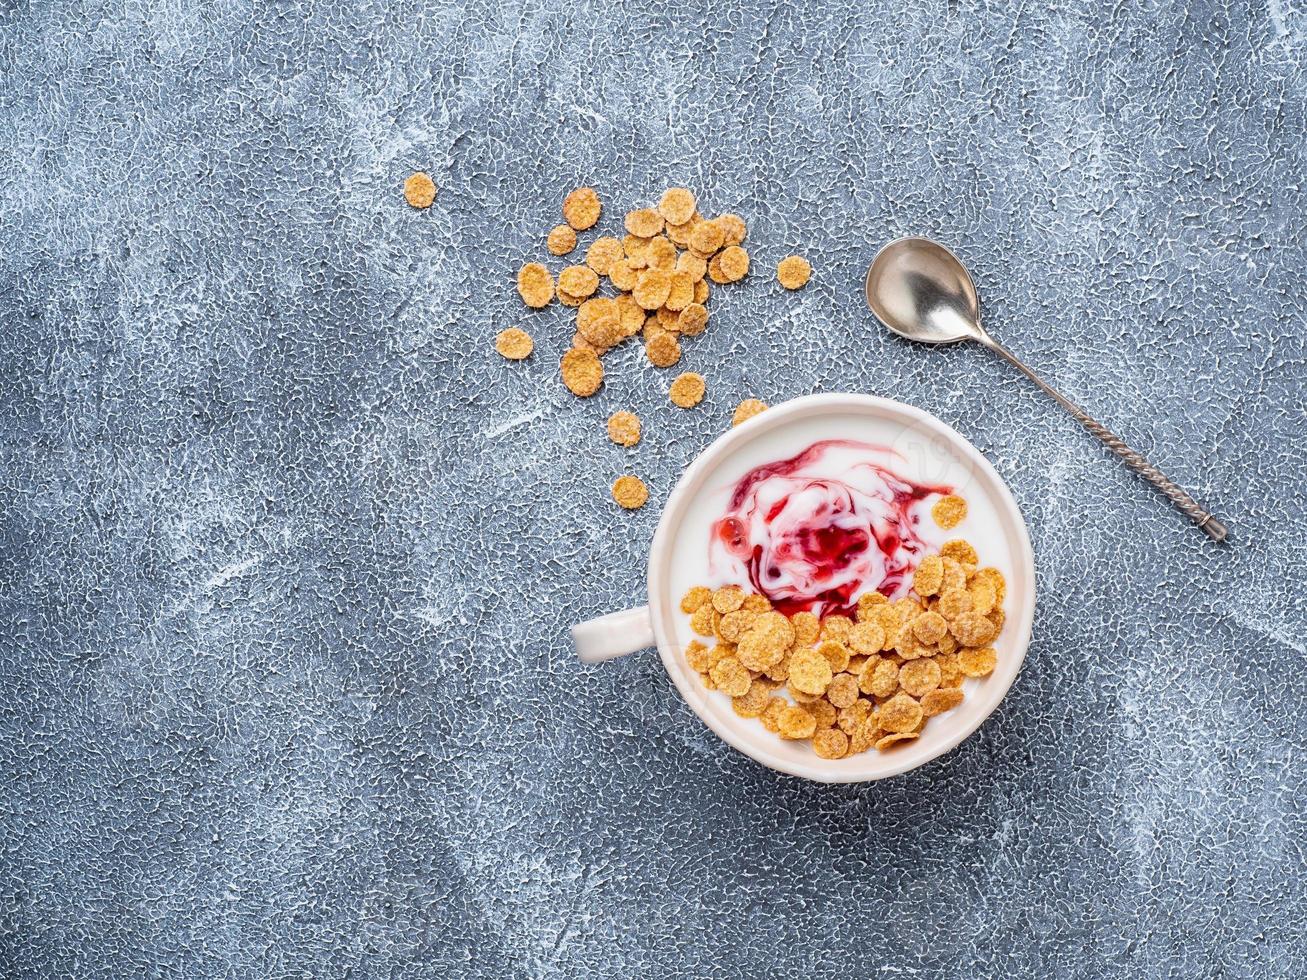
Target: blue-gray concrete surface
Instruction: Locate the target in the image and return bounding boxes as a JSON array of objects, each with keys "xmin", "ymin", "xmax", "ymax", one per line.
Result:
[{"xmin": 2, "ymin": 1, "xmax": 1305, "ymax": 977}]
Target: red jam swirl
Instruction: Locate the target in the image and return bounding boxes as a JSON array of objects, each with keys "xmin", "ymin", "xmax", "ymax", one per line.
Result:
[{"xmin": 710, "ymin": 439, "xmax": 951, "ymax": 617}]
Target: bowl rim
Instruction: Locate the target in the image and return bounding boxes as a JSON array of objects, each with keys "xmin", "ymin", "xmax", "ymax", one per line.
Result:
[{"xmin": 647, "ymin": 392, "xmax": 1036, "ymax": 783}]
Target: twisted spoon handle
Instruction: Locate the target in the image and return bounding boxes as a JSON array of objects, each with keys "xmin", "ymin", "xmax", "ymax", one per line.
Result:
[{"xmin": 982, "ymin": 337, "xmax": 1228, "ymax": 543}]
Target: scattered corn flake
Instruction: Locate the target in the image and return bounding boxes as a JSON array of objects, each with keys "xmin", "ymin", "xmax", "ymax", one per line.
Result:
[
  {"xmin": 633, "ymin": 268, "xmax": 673, "ymax": 310},
  {"xmin": 878, "ymin": 693, "xmax": 924, "ymax": 733},
  {"xmin": 777, "ymin": 255, "xmax": 811, "ymax": 289},
  {"xmin": 719, "ymin": 609, "xmax": 759, "ymax": 644},
  {"xmin": 557, "ymin": 289, "xmax": 584, "ymax": 308},
  {"xmin": 951, "ymin": 611, "xmax": 998, "ymax": 648},
  {"xmin": 676, "ymin": 251, "xmax": 707, "ymax": 282},
  {"xmin": 611, "ymin": 475, "xmax": 649, "ymax": 510},
  {"xmin": 494, "ymin": 327, "xmax": 534, "ymax": 360},
  {"xmin": 778, "ymin": 705, "xmax": 817, "ymax": 740},
  {"xmin": 625, "ymin": 208, "xmax": 664, "ymax": 237},
  {"xmin": 958, "ymin": 646, "xmax": 998, "ymax": 677},
  {"xmin": 940, "ymin": 539, "xmax": 979, "ymax": 565},
  {"xmin": 579, "ymin": 314, "xmax": 623, "ymax": 349},
  {"xmin": 707, "ymin": 253, "xmax": 729, "ymax": 284},
  {"xmin": 875, "ymin": 732, "xmax": 920, "ymax": 751},
  {"xmin": 712, "ymin": 585, "xmax": 745, "ymax": 613},
  {"xmin": 684, "ymin": 640, "xmax": 710, "ymax": 673},
  {"xmin": 741, "ymin": 593, "xmax": 771, "ymax": 613},
  {"xmin": 809, "ymin": 728, "xmax": 847, "ymax": 759},
  {"xmin": 899, "ymin": 658, "xmax": 942, "ymax": 697},
  {"xmin": 607, "ymin": 411, "xmax": 641, "ymax": 447},
  {"xmin": 563, "ymin": 186, "xmax": 602, "ymax": 230},
  {"xmin": 665, "ymin": 271, "xmax": 695, "ymax": 311},
  {"xmin": 922, "ymin": 687, "xmax": 965, "ymax": 717},
  {"xmin": 717, "ymin": 245, "xmax": 749, "ymax": 282},
  {"xmin": 585, "ymin": 236, "xmax": 624, "ymax": 275},
  {"xmin": 764, "ymin": 653, "xmax": 791, "ymax": 683},
  {"xmin": 403, "ymin": 172, "xmax": 437, "ymax": 208},
  {"xmin": 645, "ymin": 331, "xmax": 681, "ymax": 368},
  {"xmin": 688, "ymin": 220, "xmax": 725, "ymax": 256},
  {"xmin": 546, "ymin": 224, "xmax": 577, "ymax": 255},
  {"xmin": 932, "ymin": 494, "xmax": 968, "ymax": 529},
  {"xmin": 789, "ymin": 647, "xmax": 833, "ymax": 695},
  {"xmin": 731, "ymin": 398, "xmax": 767, "ymax": 426},
  {"xmin": 645, "ymin": 236, "xmax": 677, "ymax": 271},
  {"xmin": 716, "ymin": 213, "xmax": 747, "ymax": 246},
  {"xmin": 560, "ymin": 347, "xmax": 603, "ymax": 396},
  {"xmin": 609, "ymin": 258, "xmax": 638, "ymax": 291},
  {"xmin": 693, "ymin": 279, "xmax": 710, "ymax": 305},
  {"xmin": 669, "ymin": 372, "xmax": 706, "ymax": 408},
  {"xmin": 709, "ymin": 656, "xmax": 752, "ymax": 697},
  {"xmin": 558, "ymin": 265, "xmax": 599, "ymax": 298},
  {"xmin": 676, "ymin": 303, "xmax": 709, "ymax": 337},
  {"xmin": 622, "ymin": 233, "xmax": 650, "ymax": 268},
  {"xmin": 826, "ymin": 672, "xmax": 860, "ymax": 709},
  {"xmin": 657, "ymin": 187, "xmax": 697, "ymax": 225},
  {"xmin": 732, "ymin": 679, "xmax": 773, "ymax": 718},
  {"xmin": 517, "ymin": 262, "xmax": 554, "ymax": 308},
  {"xmin": 680, "ymin": 586, "xmax": 711, "ymax": 614}
]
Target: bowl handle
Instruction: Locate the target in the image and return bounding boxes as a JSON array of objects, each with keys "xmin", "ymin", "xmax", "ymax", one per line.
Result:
[{"xmin": 572, "ymin": 606, "xmax": 655, "ymax": 663}]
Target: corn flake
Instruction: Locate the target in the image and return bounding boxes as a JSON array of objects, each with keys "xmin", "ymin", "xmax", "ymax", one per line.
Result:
[
  {"xmin": 826, "ymin": 672, "xmax": 859, "ymax": 709},
  {"xmin": 709, "ymin": 656, "xmax": 751, "ymax": 697},
  {"xmin": 611, "ymin": 475, "xmax": 649, "ymax": 510},
  {"xmin": 921, "ymin": 687, "xmax": 964, "ymax": 717},
  {"xmin": 899, "ymin": 658, "xmax": 942, "ymax": 697},
  {"xmin": 875, "ymin": 732, "xmax": 920, "ymax": 751},
  {"xmin": 558, "ymin": 265, "xmax": 599, "ymax": 298},
  {"xmin": 517, "ymin": 262, "xmax": 554, "ymax": 308},
  {"xmin": 717, "ymin": 245, "xmax": 749, "ymax": 282},
  {"xmin": 676, "ymin": 303, "xmax": 709, "ymax": 337},
  {"xmin": 625, "ymin": 208, "xmax": 664, "ymax": 237},
  {"xmin": 563, "ymin": 187, "xmax": 602, "ymax": 230},
  {"xmin": 669, "ymin": 372, "xmax": 706, "ymax": 408},
  {"xmin": 645, "ymin": 331, "xmax": 681, "ymax": 368},
  {"xmin": 951, "ymin": 612, "xmax": 998, "ymax": 648},
  {"xmin": 777, "ymin": 255, "xmax": 811, "ymax": 289},
  {"xmin": 732, "ymin": 679, "xmax": 773, "ymax": 718},
  {"xmin": 607, "ymin": 411, "xmax": 641, "ymax": 447},
  {"xmin": 546, "ymin": 224, "xmax": 577, "ymax": 255},
  {"xmin": 657, "ymin": 187, "xmax": 697, "ymax": 225},
  {"xmin": 958, "ymin": 646, "xmax": 997, "ymax": 677},
  {"xmin": 716, "ymin": 213, "xmax": 747, "ymax": 247},
  {"xmin": 778, "ymin": 705, "xmax": 817, "ymax": 740},
  {"xmin": 932, "ymin": 494, "xmax": 968, "ymax": 529},
  {"xmin": 940, "ymin": 539, "xmax": 979, "ymax": 565},
  {"xmin": 812, "ymin": 728, "xmax": 849, "ymax": 759},
  {"xmin": 878, "ymin": 693, "xmax": 924, "ymax": 733},
  {"xmin": 789, "ymin": 647, "xmax": 833, "ymax": 695},
  {"xmin": 680, "ymin": 586, "xmax": 711, "ymax": 614},
  {"xmin": 729, "ymin": 397, "xmax": 768, "ymax": 429},
  {"xmin": 585, "ymin": 236, "xmax": 623, "ymax": 275},
  {"xmin": 403, "ymin": 172, "xmax": 437, "ymax": 208},
  {"xmin": 494, "ymin": 327, "xmax": 534, "ymax": 360},
  {"xmin": 861, "ymin": 658, "xmax": 899, "ymax": 698},
  {"xmin": 560, "ymin": 347, "xmax": 603, "ymax": 396}
]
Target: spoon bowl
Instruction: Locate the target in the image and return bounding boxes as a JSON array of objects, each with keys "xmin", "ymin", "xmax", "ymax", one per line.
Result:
[{"xmin": 865, "ymin": 237, "xmax": 987, "ymax": 345}]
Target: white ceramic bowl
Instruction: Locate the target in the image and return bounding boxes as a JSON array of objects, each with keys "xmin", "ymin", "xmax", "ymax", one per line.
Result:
[{"xmin": 573, "ymin": 393, "xmax": 1035, "ymax": 782}]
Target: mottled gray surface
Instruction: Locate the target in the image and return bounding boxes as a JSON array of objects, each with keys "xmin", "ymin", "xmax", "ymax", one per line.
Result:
[{"xmin": 1, "ymin": 0, "xmax": 1305, "ymax": 977}]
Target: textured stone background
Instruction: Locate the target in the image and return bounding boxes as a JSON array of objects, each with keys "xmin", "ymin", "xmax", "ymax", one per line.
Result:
[{"xmin": 2, "ymin": 0, "xmax": 1305, "ymax": 977}]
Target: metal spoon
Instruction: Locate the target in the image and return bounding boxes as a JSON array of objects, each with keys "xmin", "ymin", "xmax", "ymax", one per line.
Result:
[{"xmin": 865, "ymin": 236, "xmax": 1228, "ymax": 543}]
